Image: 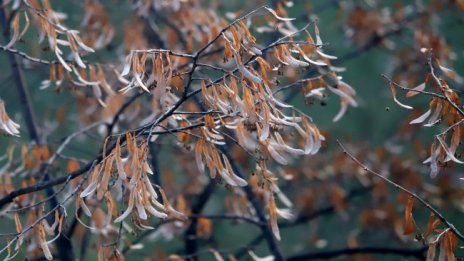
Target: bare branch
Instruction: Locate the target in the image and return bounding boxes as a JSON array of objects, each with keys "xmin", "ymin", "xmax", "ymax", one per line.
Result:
[{"xmin": 337, "ymin": 140, "xmax": 464, "ymax": 241}]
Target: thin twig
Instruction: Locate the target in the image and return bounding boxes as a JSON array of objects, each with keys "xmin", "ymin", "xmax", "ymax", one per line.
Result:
[
  {"xmin": 428, "ymin": 55, "xmax": 464, "ymax": 116},
  {"xmin": 382, "ymin": 74, "xmax": 446, "ymax": 100},
  {"xmin": 337, "ymin": 140, "xmax": 464, "ymax": 241},
  {"xmin": 0, "ymin": 160, "xmax": 96, "ymax": 256}
]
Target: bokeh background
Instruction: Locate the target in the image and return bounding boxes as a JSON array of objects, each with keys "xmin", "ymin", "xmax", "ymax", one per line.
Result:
[{"xmin": 1, "ymin": 0, "xmax": 464, "ymax": 260}]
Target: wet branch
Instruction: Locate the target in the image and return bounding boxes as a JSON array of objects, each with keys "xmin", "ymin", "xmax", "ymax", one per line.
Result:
[{"xmin": 337, "ymin": 140, "xmax": 464, "ymax": 241}]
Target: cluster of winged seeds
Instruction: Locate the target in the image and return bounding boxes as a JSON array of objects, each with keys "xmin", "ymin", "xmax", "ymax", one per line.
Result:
[{"xmin": 0, "ymin": 0, "xmax": 359, "ymax": 260}]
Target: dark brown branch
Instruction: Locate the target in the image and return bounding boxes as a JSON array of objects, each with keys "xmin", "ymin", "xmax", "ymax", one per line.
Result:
[
  {"xmin": 106, "ymin": 92, "xmax": 144, "ymax": 136},
  {"xmin": 189, "ymin": 214, "xmax": 264, "ymax": 227},
  {"xmin": 219, "ymin": 147, "xmax": 284, "ymax": 261},
  {"xmin": 0, "ymin": 81, "xmax": 189, "ymax": 209},
  {"xmin": 0, "ymin": 160, "xmax": 95, "ymax": 256},
  {"xmin": 154, "ymin": 12, "xmax": 186, "ymax": 46},
  {"xmin": 279, "ymin": 185, "xmax": 373, "ymax": 228},
  {"xmin": 142, "ymin": 16, "xmax": 166, "ymax": 49},
  {"xmin": 0, "ymin": 10, "xmax": 39, "ymax": 143},
  {"xmin": 382, "ymin": 74, "xmax": 447, "ymax": 100},
  {"xmin": 287, "ymin": 246, "xmax": 427, "ymax": 261},
  {"xmin": 185, "ymin": 181, "xmax": 216, "ymax": 259},
  {"xmin": 148, "ymin": 142, "xmax": 163, "ymax": 203},
  {"xmin": 1, "ymin": 6, "xmax": 75, "ymax": 260},
  {"xmin": 235, "ymin": 185, "xmax": 374, "ymax": 257},
  {"xmin": 273, "ymin": 77, "xmax": 323, "ymax": 95},
  {"xmin": 337, "ymin": 140, "xmax": 464, "ymax": 241},
  {"xmin": 0, "ymin": 158, "xmax": 94, "ymax": 209},
  {"xmin": 44, "ymin": 172, "xmax": 75, "ymax": 261},
  {"xmin": 428, "ymin": 54, "xmax": 464, "ymax": 116},
  {"xmin": 0, "ymin": 45, "xmax": 60, "ymax": 65}
]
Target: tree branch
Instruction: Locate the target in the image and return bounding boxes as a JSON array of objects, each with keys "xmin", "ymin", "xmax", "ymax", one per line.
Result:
[
  {"xmin": 185, "ymin": 181, "xmax": 216, "ymax": 258},
  {"xmin": 287, "ymin": 246, "xmax": 427, "ymax": 261},
  {"xmin": 0, "ymin": 9, "xmax": 39, "ymax": 142},
  {"xmin": 337, "ymin": 140, "xmax": 464, "ymax": 241}
]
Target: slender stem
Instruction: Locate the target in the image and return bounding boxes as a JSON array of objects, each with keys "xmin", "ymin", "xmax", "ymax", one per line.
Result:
[
  {"xmin": 337, "ymin": 140, "xmax": 464, "ymax": 241},
  {"xmin": 428, "ymin": 55, "xmax": 464, "ymax": 116},
  {"xmin": 382, "ymin": 74, "xmax": 446, "ymax": 100}
]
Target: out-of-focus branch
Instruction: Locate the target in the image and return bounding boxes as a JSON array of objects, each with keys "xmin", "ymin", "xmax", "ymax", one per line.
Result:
[
  {"xmin": 287, "ymin": 246, "xmax": 427, "ymax": 261},
  {"xmin": 219, "ymin": 147, "xmax": 284, "ymax": 261},
  {"xmin": 279, "ymin": 185, "xmax": 373, "ymax": 228},
  {"xmin": 233, "ymin": 184, "xmax": 374, "ymax": 257},
  {"xmin": 148, "ymin": 142, "xmax": 162, "ymax": 197},
  {"xmin": 0, "ymin": 10, "xmax": 39, "ymax": 143},
  {"xmin": 184, "ymin": 181, "xmax": 216, "ymax": 258},
  {"xmin": 106, "ymin": 92, "xmax": 144, "ymax": 136},
  {"xmin": 189, "ymin": 214, "xmax": 264, "ymax": 227},
  {"xmin": 1, "ymin": 6, "xmax": 76, "ymax": 260},
  {"xmin": 142, "ymin": 17, "xmax": 166, "ymax": 49}
]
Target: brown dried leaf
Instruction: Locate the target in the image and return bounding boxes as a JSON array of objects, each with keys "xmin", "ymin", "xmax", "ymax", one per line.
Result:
[
  {"xmin": 403, "ymin": 196, "xmax": 415, "ymax": 235},
  {"xmin": 264, "ymin": 6, "xmax": 295, "ymax": 21},
  {"xmin": 390, "ymin": 82, "xmax": 413, "ymax": 110}
]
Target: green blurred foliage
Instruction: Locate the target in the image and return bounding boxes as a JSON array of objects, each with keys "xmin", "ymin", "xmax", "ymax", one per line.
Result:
[{"xmin": 1, "ymin": 0, "xmax": 464, "ymax": 260}]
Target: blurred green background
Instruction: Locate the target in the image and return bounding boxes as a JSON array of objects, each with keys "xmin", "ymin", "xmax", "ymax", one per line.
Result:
[{"xmin": 1, "ymin": 0, "xmax": 464, "ymax": 260}]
